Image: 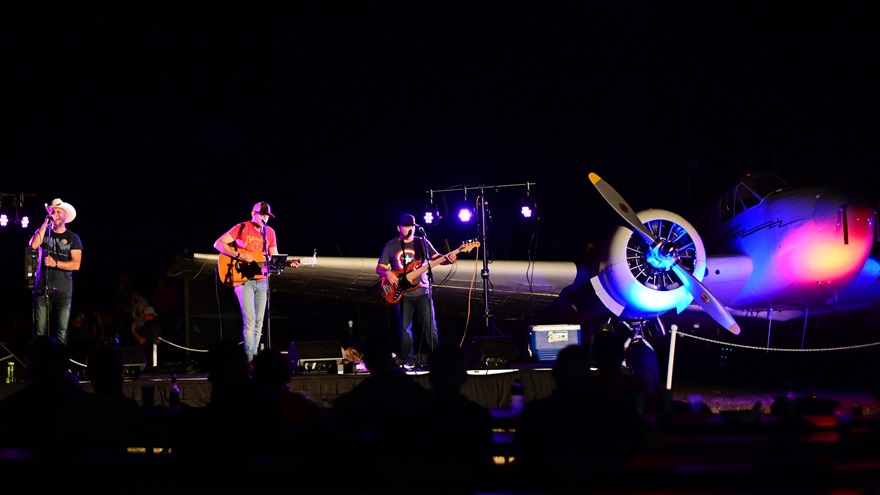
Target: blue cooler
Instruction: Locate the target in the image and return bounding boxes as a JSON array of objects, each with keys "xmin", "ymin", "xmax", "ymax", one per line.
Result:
[{"xmin": 528, "ymin": 324, "xmax": 581, "ymax": 362}]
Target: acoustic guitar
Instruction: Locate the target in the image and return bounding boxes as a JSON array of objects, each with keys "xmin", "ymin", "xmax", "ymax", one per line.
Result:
[
  {"xmin": 218, "ymin": 249, "xmax": 300, "ymax": 287},
  {"xmin": 380, "ymin": 240, "xmax": 480, "ymax": 303}
]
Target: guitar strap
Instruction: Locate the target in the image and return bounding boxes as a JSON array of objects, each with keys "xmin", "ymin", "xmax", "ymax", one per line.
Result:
[{"xmin": 227, "ymin": 222, "xmax": 247, "ymax": 250}]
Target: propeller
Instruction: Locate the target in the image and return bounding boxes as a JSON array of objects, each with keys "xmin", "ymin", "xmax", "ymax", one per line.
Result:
[{"xmin": 589, "ymin": 172, "xmax": 741, "ymax": 335}]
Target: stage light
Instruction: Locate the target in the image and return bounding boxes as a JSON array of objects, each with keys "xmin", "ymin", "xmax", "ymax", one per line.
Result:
[
  {"xmin": 520, "ymin": 186, "xmax": 537, "ymax": 219},
  {"xmin": 457, "ymin": 198, "xmax": 474, "ymax": 223},
  {"xmin": 423, "ymin": 191, "xmax": 441, "ymax": 225},
  {"xmin": 0, "ymin": 192, "xmax": 35, "ymax": 228}
]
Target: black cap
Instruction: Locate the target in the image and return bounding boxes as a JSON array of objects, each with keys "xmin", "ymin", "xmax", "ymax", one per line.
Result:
[
  {"xmin": 398, "ymin": 213, "xmax": 418, "ymax": 227},
  {"xmin": 253, "ymin": 201, "xmax": 275, "ymax": 218}
]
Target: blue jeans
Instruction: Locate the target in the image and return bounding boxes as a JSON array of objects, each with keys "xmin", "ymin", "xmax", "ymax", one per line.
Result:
[
  {"xmin": 234, "ymin": 278, "xmax": 268, "ymax": 361},
  {"xmin": 396, "ymin": 292, "xmax": 440, "ymax": 364},
  {"xmin": 33, "ymin": 291, "xmax": 72, "ymax": 345}
]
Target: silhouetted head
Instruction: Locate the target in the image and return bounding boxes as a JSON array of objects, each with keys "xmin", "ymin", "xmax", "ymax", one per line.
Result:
[
  {"xmin": 591, "ymin": 329, "xmax": 626, "ymax": 372},
  {"xmin": 206, "ymin": 339, "xmax": 249, "ymax": 385},
  {"xmin": 428, "ymin": 344, "xmax": 468, "ymax": 395},
  {"xmin": 87, "ymin": 346, "xmax": 124, "ymax": 394},
  {"xmin": 25, "ymin": 335, "xmax": 70, "ymax": 384},
  {"xmin": 252, "ymin": 348, "xmax": 292, "ymax": 389},
  {"xmin": 359, "ymin": 334, "xmax": 394, "ymax": 373},
  {"xmin": 552, "ymin": 344, "xmax": 592, "ymax": 389}
]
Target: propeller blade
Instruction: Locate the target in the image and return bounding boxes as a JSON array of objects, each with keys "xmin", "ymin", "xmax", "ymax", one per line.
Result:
[
  {"xmin": 589, "ymin": 172, "xmax": 657, "ymax": 244},
  {"xmin": 671, "ymin": 264, "xmax": 740, "ymax": 335},
  {"xmin": 589, "ymin": 171, "xmax": 741, "ymax": 335}
]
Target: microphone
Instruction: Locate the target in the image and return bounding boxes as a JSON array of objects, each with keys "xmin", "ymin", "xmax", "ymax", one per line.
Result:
[{"xmin": 417, "ymin": 226, "xmax": 425, "ymax": 234}]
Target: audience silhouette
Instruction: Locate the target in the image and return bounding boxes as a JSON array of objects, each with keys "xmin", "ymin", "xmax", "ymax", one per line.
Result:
[
  {"xmin": 62, "ymin": 345, "xmax": 143, "ymax": 454},
  {"xmin": 589, "ymin": 329, "xmax": 651, "ymax": 416},
  {"xmin": 252, "ymin": 347, "xmax": 321, "ymax": 436},
  {"xmin": 0, "ymin": 335, "xmax": 85, "ymax": 455},
  {"xmin": 514, "ymin": 344, "xmax": 656, "ymax": 475},
  {"xmin": 171, "ymin": 338, "xmax": 285, "ymax": 470},
  {"xmin": 325, "ymin": 332, "xmax": 430, "ymax": 486},
  {"xmin": 401, "ymin": 343, "xmax": 496, "ymax": 488}
]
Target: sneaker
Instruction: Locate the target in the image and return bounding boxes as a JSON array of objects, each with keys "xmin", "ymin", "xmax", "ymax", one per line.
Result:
[{"xmin": 400, "ymin": 362, "xmax": 415, "ymax": 371}]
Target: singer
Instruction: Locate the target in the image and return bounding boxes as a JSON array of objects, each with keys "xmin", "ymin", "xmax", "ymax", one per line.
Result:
[
  {"xmin": 376, "ymin": 213, "xmax": 456, "ymax": 370},
  {"xmin": 213, "ymin": 201, "xmax": 300, "ymax": 365},
  {"xmin": 28, "ymin": 198, "xmax": 83, "ymax": 345}
]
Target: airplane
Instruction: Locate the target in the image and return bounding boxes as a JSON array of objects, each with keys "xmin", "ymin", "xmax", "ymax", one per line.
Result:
[{"xmin": 168, "ymin": 170, "xmax": 880, "ymax": 393}]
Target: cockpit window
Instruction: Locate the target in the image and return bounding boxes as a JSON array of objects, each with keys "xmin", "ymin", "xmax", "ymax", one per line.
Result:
[{"xmin": 719, "ymin": 172, "xmax": 792, "ymax": 223}]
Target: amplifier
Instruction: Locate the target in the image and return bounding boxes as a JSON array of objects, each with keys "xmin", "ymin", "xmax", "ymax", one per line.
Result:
[{"xmin": 528, "ymin": 324, "xmax": 581, "ymax": 362}]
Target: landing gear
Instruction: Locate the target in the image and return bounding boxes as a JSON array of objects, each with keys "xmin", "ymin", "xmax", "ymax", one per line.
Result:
[{"xmin": 605, "ymin": 317, "xmax": 663, "ymax": 401}]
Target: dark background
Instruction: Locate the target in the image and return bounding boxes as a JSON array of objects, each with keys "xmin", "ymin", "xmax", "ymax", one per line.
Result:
[{"xmin": 2, "ymin": 3, "xmax": 879, "ymax": 356}]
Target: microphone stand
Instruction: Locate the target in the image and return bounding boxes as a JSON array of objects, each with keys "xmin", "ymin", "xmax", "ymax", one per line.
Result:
[
  {"xmin": 261, "ymin": 222, "xmax": 272, "ymax": 352},
  {"xmin": 37, "ymin": 217, "xmax": 53, "ymax": 343},
  {"xmin": 43, "ymin": 217, "xmax": 53, "ymax": 298},
  {"xmin": 419, "ymin": 227, "xmax": 437, "ymax": 359}
]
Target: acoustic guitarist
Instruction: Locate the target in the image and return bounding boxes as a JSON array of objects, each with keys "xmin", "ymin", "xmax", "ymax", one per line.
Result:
[
  {"xmin": 213, "ymin": 201, "xmax": 300, "ymax": 363},
  {"xmin": 376, "ymin": 213, "xmax": 456, "ymax": 370}
]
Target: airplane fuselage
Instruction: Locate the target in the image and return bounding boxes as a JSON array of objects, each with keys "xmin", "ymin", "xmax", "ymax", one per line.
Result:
[{"xmin": 703, "ymin": 173, "xmax": 879, "ymax": 320}]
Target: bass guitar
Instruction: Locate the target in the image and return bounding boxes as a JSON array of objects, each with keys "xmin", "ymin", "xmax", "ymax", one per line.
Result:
[
  {"xmin": 380, "ymin": 240, "xmax": 480, "ymax": 304},
  {"xmin": 218, "ymin": 250, "xmax": 300, "ymax": 287}
]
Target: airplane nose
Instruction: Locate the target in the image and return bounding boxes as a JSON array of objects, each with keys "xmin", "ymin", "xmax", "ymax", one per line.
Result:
[
  {"xmin": 793, "ymin": 192, "xmax": 876, "ymax": 281},
  {"xmin": 812, "ymin": 192, "xmax": 875, "ymax": 246}
]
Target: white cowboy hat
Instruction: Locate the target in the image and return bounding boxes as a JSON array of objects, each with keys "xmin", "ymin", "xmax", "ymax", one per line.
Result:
[{"xmin": 44, "ymin": 198, "xmax": 77, "ymax": 223}]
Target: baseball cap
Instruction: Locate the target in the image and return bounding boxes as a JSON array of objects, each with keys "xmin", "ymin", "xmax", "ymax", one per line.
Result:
[
  {"xmin": 398, "ymin": 213, "xmax": 418, "ymax": 227},
  {"xmin": 253, "ymin": 202, "xmax": 275, "ymax": 218}
]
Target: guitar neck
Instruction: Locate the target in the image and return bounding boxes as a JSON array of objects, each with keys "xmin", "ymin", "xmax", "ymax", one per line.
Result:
[{"xmin": 405, "ymin": 246, "xmax": 466, "ymax": 283}]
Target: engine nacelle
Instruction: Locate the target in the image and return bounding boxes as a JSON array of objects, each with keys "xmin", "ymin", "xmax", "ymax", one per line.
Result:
[{"xmin": 590, "ymin": 208, "xmax": 707, "ymax": 321}]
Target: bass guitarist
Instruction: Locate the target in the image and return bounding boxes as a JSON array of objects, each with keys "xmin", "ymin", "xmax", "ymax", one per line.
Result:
[
  {"xmin": 214, "ymin": 201, "xmax": 300, "ymax": 364},
  {"xmin": 376, "ymin": 213, "xmax": 456, "ymax": 370}
]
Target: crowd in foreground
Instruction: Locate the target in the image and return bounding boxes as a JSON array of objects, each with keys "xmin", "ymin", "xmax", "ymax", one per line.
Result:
[{"xmin": 2, "ymin": 332, "xmax": 880, "ymax": 495}]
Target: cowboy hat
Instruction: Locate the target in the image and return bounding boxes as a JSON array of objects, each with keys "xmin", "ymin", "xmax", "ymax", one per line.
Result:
[{"xmin": 44, "ymin": 198, "xmax": 77, "ymax": 223}]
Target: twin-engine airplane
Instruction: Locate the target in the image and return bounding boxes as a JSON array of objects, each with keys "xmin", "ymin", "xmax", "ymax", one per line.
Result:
[{"xmin": 169, "ymin": 170, "xmax": 880, "ymax": 387}]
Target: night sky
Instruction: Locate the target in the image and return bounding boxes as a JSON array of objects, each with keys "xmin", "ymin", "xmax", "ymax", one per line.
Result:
[{"xmin": 3, "ymin": 3, "xmax": 879, "ymax": 341}]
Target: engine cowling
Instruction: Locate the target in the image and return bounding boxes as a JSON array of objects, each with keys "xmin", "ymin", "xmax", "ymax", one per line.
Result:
[{"xmin": 590, "ymin": 208, "xmax": 707, "ymax": 321}]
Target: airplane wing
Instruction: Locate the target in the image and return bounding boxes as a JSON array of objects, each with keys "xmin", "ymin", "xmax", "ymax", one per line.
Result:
[{"xmin": 166, "ymin": 253, "xmax": 588, "ymax": 324}]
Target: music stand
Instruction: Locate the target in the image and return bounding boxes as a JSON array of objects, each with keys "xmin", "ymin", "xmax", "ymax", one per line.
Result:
[
  {"xmin": 268, "ymin": 254, "xmax": 289, "ymax": 274},
  {"xmin": 264, "ymin": 254, "xmax": 289, "ymax": 350}
]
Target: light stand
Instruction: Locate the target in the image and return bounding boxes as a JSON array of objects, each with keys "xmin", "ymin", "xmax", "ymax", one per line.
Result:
[
  {"xmin": 427, "ymin": 182, "xmax": 536, "ymax": 337},
  {"xmin": 476, "ymin": 193, "xmax": 500, "ymax": 336}
]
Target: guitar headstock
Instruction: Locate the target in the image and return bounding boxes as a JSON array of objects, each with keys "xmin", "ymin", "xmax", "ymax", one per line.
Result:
[{"xmin": 459, "ymin": 239, "xmax": 480, "ymax": 253}]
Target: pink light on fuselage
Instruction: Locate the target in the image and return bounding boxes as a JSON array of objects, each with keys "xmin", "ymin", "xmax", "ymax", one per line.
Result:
[
  {"xmin": 728, "ymin": 188, "xmax": 876, "ymax": 310},
  {"xmin": 773, "ymin": 198, "xmax": 875, "ymax": 283}
]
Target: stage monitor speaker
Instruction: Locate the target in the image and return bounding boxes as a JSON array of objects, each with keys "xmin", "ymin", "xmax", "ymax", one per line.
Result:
[
  {"xmin": 116, "ymin": 346, "xmax": 146, "ymax": 370},
  {"xmin": 115, "ymin": 346, "xmax": 146, "ymax": 381},
  {"xmin": 288, "ymin": 340, "xmax": 343, "ymax": 375},
  {"xmin": 465, "ymin": 336, "xmax": 518, "ymax": 369}
]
